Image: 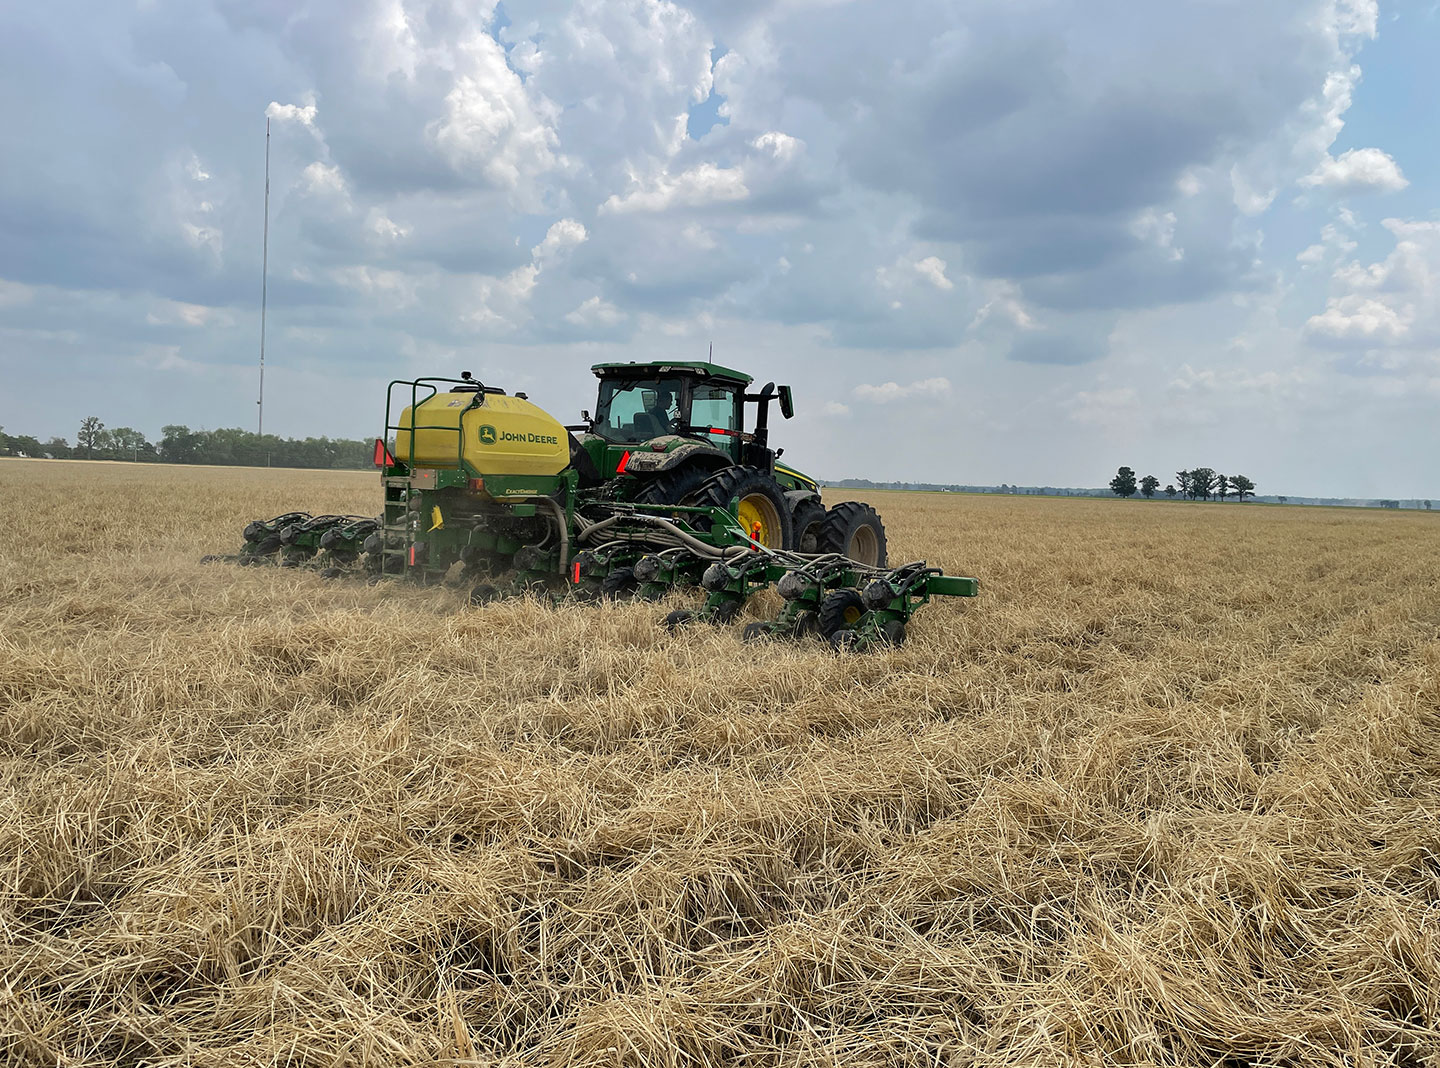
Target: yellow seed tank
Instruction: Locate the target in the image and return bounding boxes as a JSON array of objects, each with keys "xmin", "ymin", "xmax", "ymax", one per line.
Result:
[{"xmin": 393, "ymin": 391, "xmax": 570, "ymax": 476}]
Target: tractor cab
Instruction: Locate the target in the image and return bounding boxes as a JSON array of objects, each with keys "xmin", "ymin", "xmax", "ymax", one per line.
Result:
[{"xmin": 585, "ymin": 360, "xmax": 794, "ymax": 472}]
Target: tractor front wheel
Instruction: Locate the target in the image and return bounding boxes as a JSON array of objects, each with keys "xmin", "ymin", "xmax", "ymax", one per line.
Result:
[
  {"xmin": 818, "ymin": 502, "xmax": 887, "ymax": 566},
  {"xmin": 790, "ymin": 497, "xmax": 827, "ymax": 554}
]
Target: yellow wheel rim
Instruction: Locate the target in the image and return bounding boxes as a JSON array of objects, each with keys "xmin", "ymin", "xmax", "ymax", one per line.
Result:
[
  {"xmin": 736, "ymin": 494, "xmax": 784, "ymax": 548},
  {"xmin": 843, "ymin": 604, "xmax": 862, "ymax": 625}
]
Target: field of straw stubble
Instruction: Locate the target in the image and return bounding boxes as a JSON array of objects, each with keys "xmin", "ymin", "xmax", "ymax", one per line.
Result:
[{"xmin": 1, "ymin": 457, "xmax": 1438, "ymax": 1067}]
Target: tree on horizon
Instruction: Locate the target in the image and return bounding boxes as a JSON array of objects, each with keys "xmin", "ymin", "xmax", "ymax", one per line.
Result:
[
  {"xmin": 77, "ymin": 417, "xmax": 105, "ymax": 460},
  {"xmin": 1110, "ymin": 466, "xmax": 1138, "ymax": 498}
]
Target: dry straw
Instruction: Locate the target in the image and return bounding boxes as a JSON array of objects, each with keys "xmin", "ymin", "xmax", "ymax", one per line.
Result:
[{"xmin": 1, "ymin": 459, "xmax": 1437, "ymax": 1066}]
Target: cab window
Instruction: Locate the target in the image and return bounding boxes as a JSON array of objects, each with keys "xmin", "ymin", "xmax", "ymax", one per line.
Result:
[
  {"xmin": 689, "ymin": 384, "xmax": 739, "ymax": 444},
  {"xmin": 594, "ymin": 378, "xmax": 682, "ymax": 442}
]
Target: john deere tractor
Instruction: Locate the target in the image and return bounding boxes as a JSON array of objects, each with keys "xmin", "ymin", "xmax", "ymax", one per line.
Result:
[
  {"xmin": 214, "ymin": 360, "xmax": 977, "ymax": 649},
  {"xmin": 576, "ymin": 361, "xmax": 885, "ymax": 560}
]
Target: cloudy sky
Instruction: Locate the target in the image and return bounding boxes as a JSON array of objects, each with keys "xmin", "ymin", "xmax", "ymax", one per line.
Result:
[{"xmin": 2, "ymin": 0, "xmax": 1436, "ymax": 496}]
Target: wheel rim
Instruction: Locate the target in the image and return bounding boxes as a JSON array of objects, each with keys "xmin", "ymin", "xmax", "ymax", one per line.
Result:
[
  {"xmin": 842, "ymin": 604, "xmax": 863, "ymax": 626},
  {"xmin": 849, "ymin": 524, "xmax": 880, "ymax": 565},
  {"xmin": 736, "ymin": 494, "xmax": 784, "ymax": 547}
]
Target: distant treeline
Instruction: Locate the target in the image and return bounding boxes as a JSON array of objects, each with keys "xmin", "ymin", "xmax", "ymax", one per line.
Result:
[
  {"xmin": 1, "ymin": 418, "xmax": 372, "ymax": 470},
  {"xmin": 826, "ymin": 474, "xmax": 1435, "ymax": 510},
  {"xmin": 827, "ymin": 478, "xmax": 1112, "ymax": 496}
]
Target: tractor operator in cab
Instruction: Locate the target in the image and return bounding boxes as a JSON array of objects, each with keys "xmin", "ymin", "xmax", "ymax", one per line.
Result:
[{"xmin": 641, "ymin": 387, "xmax": 679, "ymax": 437}]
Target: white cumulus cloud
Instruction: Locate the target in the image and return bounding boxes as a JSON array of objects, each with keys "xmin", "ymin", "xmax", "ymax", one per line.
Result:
[
  {"xmin": 752, "ymin": 131, "xmax": 803, "ymax": 163},
  {"xmin": 145, "ymin": 300, "xmax": 229, "ymax": 328},
  {"xmin": 367, "ymin": 210, "xmax": 411, "ymax": 242},
  {"xmin": 301, "ymin": 161, "xmax": 347, "ymax": 197},
  {"xmin": 600, "ymin": 163, "xmax": 749, "ymax": 214},
  {"xmin": 266, "ymin": 99, "xmax": 317, "ymax": 126},
  {"xmin": 427, "ymin": 33, "xmax": 561, "ymax": 193},
  {"xmin": 1305, "ymin": 218, "xmax": 1438, "ymax": 348},
  {"xmin": 1301, "ymin": 147, "xmax": 1408, "ymax": 194},
  {"xmin": 853, "ymin": 377, "xmax": 952, "ymax": 403},
  {"xmin": 533, "ymin": 218, "xmax": 588, "ymax": 261},
  {"xmin": 913, "ymin": 256, "xmax": 954, "ymax": 291},
  {"xmin": 565, "ymin": 296, "xmax": 626, "ymax": 327}
]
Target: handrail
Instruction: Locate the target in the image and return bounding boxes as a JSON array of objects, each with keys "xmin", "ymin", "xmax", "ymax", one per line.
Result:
[{"xmin": 382, "ymin": 377, "xmax": 489, "ymax": 471}]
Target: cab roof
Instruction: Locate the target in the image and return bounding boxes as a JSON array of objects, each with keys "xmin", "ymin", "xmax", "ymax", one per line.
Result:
[{"xmin": 590, "ymin": 360, "xmax": 753, "ymax": 387}]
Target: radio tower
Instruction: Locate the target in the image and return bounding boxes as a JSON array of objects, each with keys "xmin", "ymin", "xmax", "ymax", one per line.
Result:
[{"xmin": 257, "ymin": 117, "xmax": 270, "ymax": 437}]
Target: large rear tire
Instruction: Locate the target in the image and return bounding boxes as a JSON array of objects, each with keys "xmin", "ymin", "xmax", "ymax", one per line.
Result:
[
  {"xmin": 682, "ymin": 467, "xmax": 794, "ymax": 550},
  {"xmin": 630, "ymin": 464, "xmax": 715, "ymax": 507},
  {"xmin": 818, "ymin": 502, "xmax": 887, "ymax": 566}
]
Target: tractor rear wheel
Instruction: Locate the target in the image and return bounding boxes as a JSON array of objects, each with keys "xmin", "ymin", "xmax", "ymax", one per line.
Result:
[
  {"xmin": 790, "ymin": 497, "xmax": 827, "ymax": 554},
  {"xmin": 631, "ymin": 464, "xmax": 714, "ymax": 507},
  {"xmin": 682, "ymin": 467, "xmax": 794, "ymax": 550},
  {"xmin": 818, "ymin": 502, "xmax": 887, "ymax": 566}
]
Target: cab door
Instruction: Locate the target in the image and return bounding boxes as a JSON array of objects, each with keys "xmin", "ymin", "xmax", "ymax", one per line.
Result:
[{"xmin": 687, "ymin": 383, "xmax": 743, "ymax": 462}]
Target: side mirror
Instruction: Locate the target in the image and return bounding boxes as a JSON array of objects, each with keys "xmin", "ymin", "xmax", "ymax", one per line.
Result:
[
  {"xmin": 581, "ymin": 410, "xmax": 592, "ymax": 423},
  {"xmin": 778, "ymin": 385, "xmax": 794, "ymax": 419}
]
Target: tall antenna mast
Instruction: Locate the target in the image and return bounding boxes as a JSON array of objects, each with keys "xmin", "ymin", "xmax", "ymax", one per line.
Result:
[{"xmin": 257, "ymin": 117, "xmax": 270, "ymax": 437}]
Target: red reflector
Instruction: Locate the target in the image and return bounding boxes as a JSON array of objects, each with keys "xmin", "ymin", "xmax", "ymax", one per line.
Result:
[
  {"xmin": 616, "ymin": 450, "xmax": 631, "ymax": 474},
  {"xmin": 468, "ymin": 478, "xmax": 485, "ymax": 492},
  {"xmin": 408, "ymin": 545, "xmax": 416, "ymax": 566},
  {"xmin": 572, "ymin": 561, "xmax": 581, "ymax": 584},
  {"xmin": 373, "ymin": 438, "xmax": 395, "ymax": 467}
]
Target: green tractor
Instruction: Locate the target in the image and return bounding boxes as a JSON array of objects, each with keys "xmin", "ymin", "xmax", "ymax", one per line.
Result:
[
  {"xmin": 216, "ymin": 360, "xmax": 977, "ymax": 649},
  {"xmin": 574, "ymin": 361, "xmax": 885, "ymax": 562}
]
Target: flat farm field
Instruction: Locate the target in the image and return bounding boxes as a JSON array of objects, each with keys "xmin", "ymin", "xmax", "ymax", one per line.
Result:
[{"xmin": 2, "ymin": 458, "xmax": 1438, "ymax": 1067}]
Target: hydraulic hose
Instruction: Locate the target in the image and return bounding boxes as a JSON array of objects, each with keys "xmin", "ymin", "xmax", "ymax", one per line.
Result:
[{"xmin": 505, "ymin": 495, "xmax": 570, "ymax": 575}]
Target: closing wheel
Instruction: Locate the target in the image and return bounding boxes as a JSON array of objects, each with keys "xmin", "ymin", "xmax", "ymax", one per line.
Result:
[
  {"xmin": 818, "ymin": 502, "xmax": 887, "ymax": 566},
  {"xmin": 792, "ymin": 610, "xmax": 821, "ymax": 640},
  {"xmin": 711, "ymin": 599, "xmax": 743, "ymax": 624},
  {"xmin": 742, "ymin": 622, "xmax": 769, "ymax": 643},
  {"xmin": 600, "ymin": 567, "xmax": 639, "ymax": 600},
  {"xmin": 817, "ymin": 588, "xmax": 866, "ymax": 638},
  {"xmin": 880, "ymin": 619, "xmax": 907, "ymax": 646}
]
